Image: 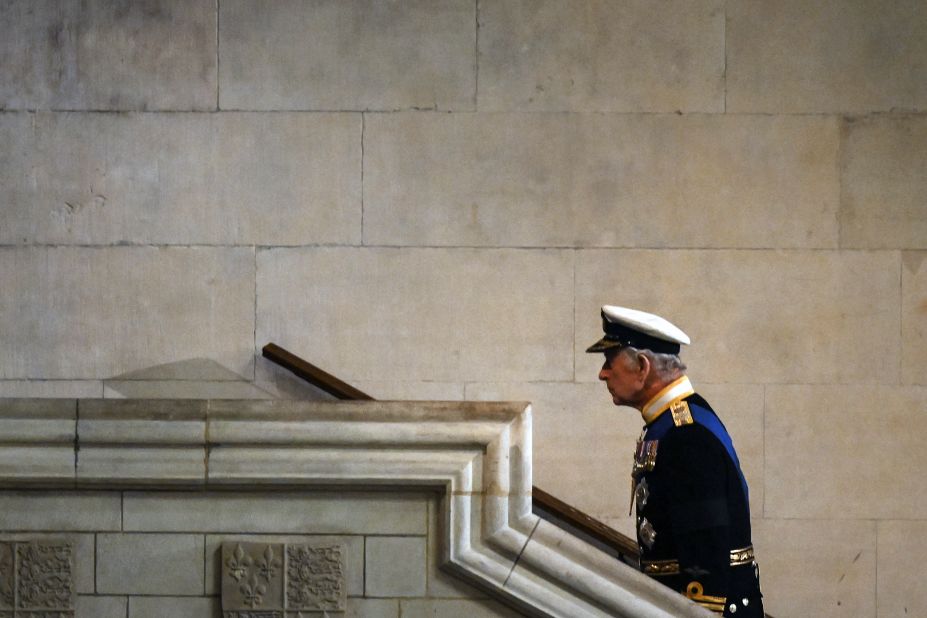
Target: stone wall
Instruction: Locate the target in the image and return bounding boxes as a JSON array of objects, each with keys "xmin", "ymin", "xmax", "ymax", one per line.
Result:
[
  {"xmin": 1, "ymin": 2, "xmax": 925, "ymax": 616},
  {"xmin": 0, "ymin": 489, "xmax": 520, "ymax": 618}
]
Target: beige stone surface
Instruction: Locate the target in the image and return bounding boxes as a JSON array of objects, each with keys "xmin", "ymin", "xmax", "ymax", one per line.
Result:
[
  {"xmin": 0, "ymin": 491, "xmax": 121, "ymax": 531},
  {"xmin": 766, "ymin": 385, "xmax": 927, "ymax": 519},
  {"xmin": 0, "ymin": 380, "xmax": 102, "ymax": 398},
  {"xmin": 97, "ymin": 533, "xmax": 205, "ymax": 595},
  {"xmin": 467, "ymin": 381, "xmax": 637, "ymax": 520},
  {"xmin": 877, "ymin": 520, "xmax": 927, "ymax": 617},
  {"xmin": 425, "ymin": 498, "xmax": 492, "ymax": 600},
  {"xmin": 76, "ymin": 595, "xmax": 127, "ymax": 618},
  {"xmin": 203, "ymin": 534, "xmax": 364, "ymax": 596},
  {"xmin": 350, "ymin": 381, "xmax": 465, "ymax": 401},
  {"xmin": 575, "ymin": 250, "xmax": 900, "ymax": 385},
  {"xmin": 123, "ymin": 491, "xmax": 427, "ymax": 535},
  {"xmin": 77, "ymin": 447, "xmax": 206, "ymax": 484},
  {"xmin": 752, "ymin": 519, "xmax": 876, "ymax": 617},
  {"xmin": 78, "ymin": 399, "xmax": 206, "ymax": 443},
  {"xmin": 0, "ymin": 398, "xmax": 76, "ymax": 442},
  {"xmin": 219, "ymin": 0, "xmax": 475, "ymax": 111},
  {"xmin": 479, "ymin": 0, "xmax": 723, "ymax": 112},
  {"xmin": 0, "ymin": 0, "xmax": 216, "ymax": 111},
  {"xmin": 0, "ymin": 247, "xmax": 254, "ymax": 379},
  {"xmin": 257, "ymin": 248, "xmax": 573, "ymax": 383},
  {"xmin": 727, "ymin": 0, "xmax": 927, "ymax": 113},
  {"xmin": 103, "ymin": 380, "xmax": 273, "ymax": 400},
  {"xmin": 0, "ymin": 112, "xmax": 360, "ymax": 245},
  {"xmin": 400, "ymin": 599, "xmax": 524, "ymax": 618},
  {"xmin": 363, "ymin": 113, "xmax": 839, "ymax": 248},
  {"xmin": 128, "ymin": 596, "xmax": 218, "ymax": 618},
  {"xmin": 840, "ymin": 116, "xmax": 927, "ymax": 249},
  {"xmin": 365, "ymin": 536, "xmax": 427, "ymax": 597},
  {"xmin": 110, "ymin": 359, "xmax": 249, "ymax": 382},
  {"xmin": 0, "ymin": 445, "xmax": 74, "ymax": 484},
  {"xmin": 902, "ymin": 252, "xmax": 927, "ymax": 385},
  {"xmin": 347, "ymin": 598, "xmax": 399, "ymax": 618}
]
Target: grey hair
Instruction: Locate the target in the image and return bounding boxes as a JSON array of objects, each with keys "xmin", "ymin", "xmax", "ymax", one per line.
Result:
[{"xmin": 616, "ymin": 346, "xmax": 687, "ymax": 382}]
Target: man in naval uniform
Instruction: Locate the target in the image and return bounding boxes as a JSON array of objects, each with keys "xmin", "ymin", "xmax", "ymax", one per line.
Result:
[{"xmin": 587, "ymin": 305, "xmax": 763, "ymax": 617}]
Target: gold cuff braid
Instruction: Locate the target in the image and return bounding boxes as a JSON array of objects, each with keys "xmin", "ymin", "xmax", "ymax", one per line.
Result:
[{"xmin": 641, "ymin": 545, "xmax": 755, "ymax": 576}]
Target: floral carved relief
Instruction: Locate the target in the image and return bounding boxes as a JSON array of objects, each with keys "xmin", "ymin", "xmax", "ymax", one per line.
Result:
[
  {"xmin": 0, "ymin": 541, "xmax": 74, "ymax": 617},
  {"xmin": 221, "ymin": 542, "xmax": 345, "ymax": 616}
]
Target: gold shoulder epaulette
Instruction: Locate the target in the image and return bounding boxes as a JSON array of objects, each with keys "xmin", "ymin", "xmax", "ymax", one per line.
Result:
[{"xmin": 670, "ymin": 400, "xmax": 693, "ymax": 426}]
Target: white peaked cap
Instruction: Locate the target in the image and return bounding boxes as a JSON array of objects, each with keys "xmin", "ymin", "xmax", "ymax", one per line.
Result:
[{"xmin": 586, "ymin": 305, "xmax": 690, "ymax": 354}]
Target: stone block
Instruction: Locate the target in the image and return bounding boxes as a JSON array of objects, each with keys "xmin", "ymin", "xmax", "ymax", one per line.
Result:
[
  {"xmin": 365, "ymin": 536, "xmax": 426, "ymax": 597},
  {"xmin": 840, "ymin": 116, "xmax": 927, "ymax": 249},
  {"xmin": 76, "ymin": 596, "xmax": 126, "ymax": 618},
  {"xmin": 766, "ymin": 385, "xmax": 927, "ymax": 519},
  {"xmin": 0, "ymin": 247, "xmax": 254, "ymax": 379},
  {"xmin": 257, "ymin": 248, "xmax": 573, "ymax": 383},
  {"xmin": 219, "ymin": 0, "xmax": 475, "ymax": 111},
  {"xmin": 0, "ymin": 446, "xmax": 75, "ymax": 485},
  {"xmin": 96, "ymin": 533, "xmax": 205, "ymax": 595},
  {"xmin": 346, "ymin": 598, "xmax": 398, "ymax": 618},
  {"xmin": 0, "ymin": 381, "xmax": 102, "ymax": 398},
  {"xmin": 877, "ymin": 520, "xmax": 927, "ymax": 617},
  {"xmin": 479, "ymin": 0, "xmax": 724, "ymax": 112},
  {"xmin": 104, "ymin": 380, "xmax": 273, "ymax": 400},
  {"xmin": 0, "ymin": 0, "xmax": 216, "ymax": 111},
  {"xmin": 752, "ymin": 519, "xmax": 875, "ymax": 617},
  {"xmin": 399, "ymin": 599, "xmax": 524, "ymax": 618},
  {"xmin": 0, "ymin": 112, "xmax": 360, "ymax": 246},
  {"xmin": 77, "ymin": 447, "xmax": 206, "ymax": 485},
  {"xmin": 575, "ymin": 250, "xmax": 900, "ymax": 385},
  {"xmin": 123, "ymin": 491, "xmax": 427, "ymax": 535},
  {"xmin": 205, "ymin": 534, "xmax": 363, "ymax": 597},
  {"xmin": 348, "ymin": 381, "xmax": 465, "ymax": 401},
  {"xmin": 0, "ymin": 491, "xmax": 121, "ymax": 531},
  {"xmin": 0, "ymin": 398, "xmax": 75, "ymax": 442},
  {"xmin": 363, "ymin": 113, "xmax": 839, "ymax": 248},
  {"xmin": 903, "ymin": 252, "xmax": 927, "ymax": 385},
  {"xmin": 78, "ymin": 399, "xmax": 206, "ymax": 444},
  {"xmin": 128, "ymin": 596, "xmax": 218, "ymax": 618},
  {"xmin": 727, "ymin": 0, "xmax": 927, "ymax": 113}
]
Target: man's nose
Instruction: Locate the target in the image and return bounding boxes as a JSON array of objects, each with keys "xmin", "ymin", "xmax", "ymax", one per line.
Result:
[{"xmin": 598, "ymin": 368, "xmax": 608, "ymax": 381}]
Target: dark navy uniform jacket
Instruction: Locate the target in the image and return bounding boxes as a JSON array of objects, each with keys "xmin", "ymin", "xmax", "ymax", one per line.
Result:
[{"xmin": 632, "ymin": 377, "xmax": 763, "ymax": 617}]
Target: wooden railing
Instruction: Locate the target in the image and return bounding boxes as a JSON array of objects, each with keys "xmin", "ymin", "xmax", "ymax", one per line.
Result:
[{"xmin": 261, "ymin": 343, "xmax": 640, "ymax": 563}]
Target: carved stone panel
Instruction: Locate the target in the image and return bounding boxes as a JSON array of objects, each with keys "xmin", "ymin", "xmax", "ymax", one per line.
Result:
[
  {"xmin": 0, "ymin": 541, "xmax": 74, "ymax": 618},
  {"xmin": 222, "ymin": 542, "xmax": 345, "ymax": 617}
]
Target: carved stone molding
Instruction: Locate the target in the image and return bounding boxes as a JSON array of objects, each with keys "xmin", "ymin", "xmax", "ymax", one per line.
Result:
[
  {"xmin": 0, "ymin": 398, "xmax": 710, "ymax": 617},
  {"xmin": 0, "ymin": 540, "xmax": 74, "ymax": 618}
]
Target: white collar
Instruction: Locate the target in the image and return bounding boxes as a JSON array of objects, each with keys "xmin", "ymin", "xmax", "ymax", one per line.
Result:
[{"xmin": 641, "ymin": 376, "xmax": 695, "ymax": 425}]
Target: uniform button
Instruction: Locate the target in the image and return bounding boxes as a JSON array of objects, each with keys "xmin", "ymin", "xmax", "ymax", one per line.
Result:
[
  {"xmin": 743, "ymin": 598, "xmax": 750, "ymax": 606},
  {"xmin": 729, "ymin": 603, "xmax": 737, "ymax": 613}
]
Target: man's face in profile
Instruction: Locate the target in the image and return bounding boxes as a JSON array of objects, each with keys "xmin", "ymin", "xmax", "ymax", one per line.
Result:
[{"xmin": 598, "ymin": 348, "xmax": 645, "ymax": 409}]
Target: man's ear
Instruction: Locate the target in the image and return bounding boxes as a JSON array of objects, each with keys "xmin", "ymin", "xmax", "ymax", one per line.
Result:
[{"xmin": 636, "ymin": 353, "xmax": 651, "ymax": 383}]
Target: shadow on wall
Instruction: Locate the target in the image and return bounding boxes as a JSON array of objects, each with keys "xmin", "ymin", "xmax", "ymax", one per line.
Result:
[{"xmin": 101, "ymin": 357, "xmax": 335, "ymax": 401}]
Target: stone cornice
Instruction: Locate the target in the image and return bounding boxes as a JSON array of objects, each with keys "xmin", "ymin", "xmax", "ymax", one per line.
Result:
[{"xmin": 0, "ymin": 398, "xmax": 710, "ymax": 618}]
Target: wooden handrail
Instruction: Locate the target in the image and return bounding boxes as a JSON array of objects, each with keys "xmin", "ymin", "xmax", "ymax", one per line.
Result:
[
  {"xmin": 260, "ymin": 342, "xmax": 639, "ymax": 558},
  {"xmin": 262, "ymin": 343, "xmax": 374, "ymax": 400}
]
